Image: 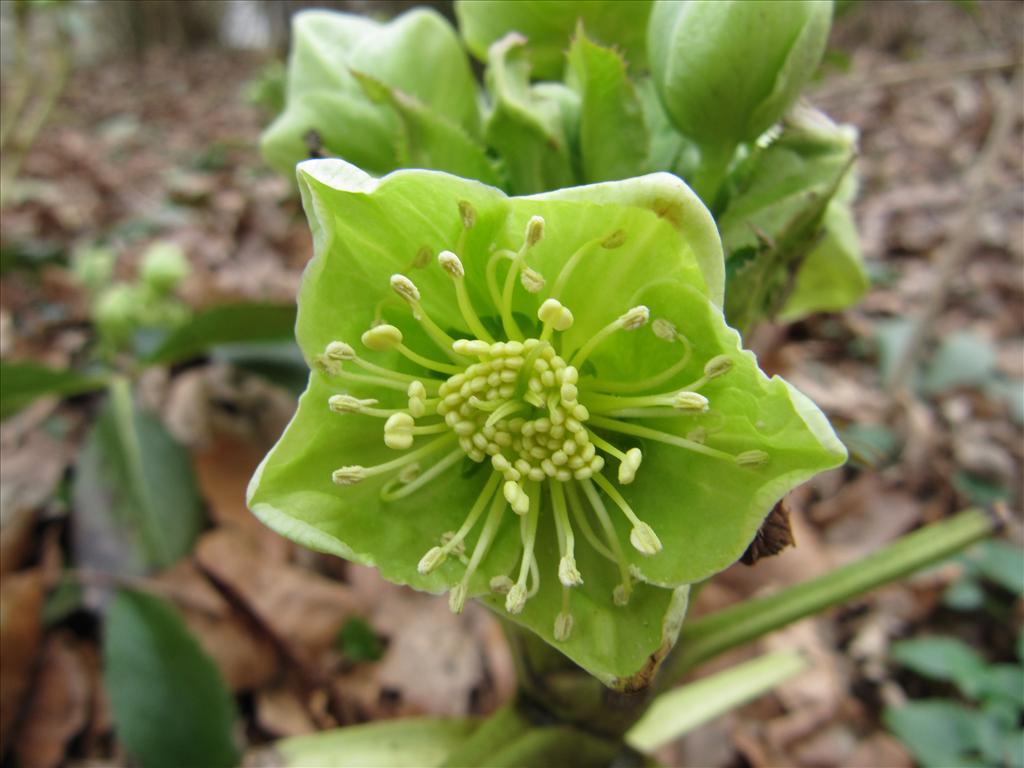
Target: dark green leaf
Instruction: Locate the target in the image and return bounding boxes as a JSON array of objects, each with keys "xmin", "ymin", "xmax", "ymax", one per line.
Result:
[
  {"xmin": 104, "ymin": 590, "xmax": 239, "ymax": 768},
  {"xmin": 211, "ymin": 341, "xmax": 309, "ymax": 394},
  {"xmin": 884, "ymin": 700, "xmax": 986, "ymax": 768},
  {"xmin": 970, "ymin": 540, "xmax": 1024, "ymax": 595},
  {"xmin": 71, "ymin": 381, "xmax": 203, "ymax": 574},
  {"xmin": 943, "ymin": 577, "xmax": 986, "ymax": 612},
  {"xmin": 977, "ymin": 664, "xmax": 1024, "ymax": 708},
  {"xmin": 0, "ymin": 361, "xmax": 107, "ymax": 421},
  {"xmin": 953, "ymin": 471, "xmax": 1011, "ymax": 508},
  {"xmin": 143, "ymin": 302, "xmax": 296, "ymax": 365},
  {"xmin": 891, "ymin": 636, "xmax": 987, "ymax": 698},
  {"xmin": 335, "ymin": 617, "xmax": 383, "ymax": 662}
]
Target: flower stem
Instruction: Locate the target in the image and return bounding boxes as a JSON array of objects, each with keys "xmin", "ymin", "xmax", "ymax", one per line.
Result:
[{"xmin": 663, "ymin": 507, "xmax": 1001, "ymax": 683}]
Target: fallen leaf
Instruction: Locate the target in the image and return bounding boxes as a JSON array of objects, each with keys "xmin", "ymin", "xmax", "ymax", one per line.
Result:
[
  {"xmin": 14, "ymin": 633, "xmax": 92, "ymax": 768},
  {"xmin": 0, "ymin": 570, "xmax": 45, "ymax": 752},
  {"xmin": 255, "ymin": 684, "xmax": 317, "ymax": 737}
]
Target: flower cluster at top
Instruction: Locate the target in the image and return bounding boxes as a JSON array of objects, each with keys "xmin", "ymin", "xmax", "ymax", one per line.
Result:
[{"xmin": 315, "ymin": 203, "xmax": 769, "ymax": 643}]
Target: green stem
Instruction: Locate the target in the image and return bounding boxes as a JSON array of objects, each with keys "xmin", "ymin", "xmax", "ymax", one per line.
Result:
[
  {"xmin": 690, "ymin": 140, "xmax": 737, "ymax": 207},
  {"xmin": 664, "ymin": 508, "xmax": 999, "ymax": 682}
]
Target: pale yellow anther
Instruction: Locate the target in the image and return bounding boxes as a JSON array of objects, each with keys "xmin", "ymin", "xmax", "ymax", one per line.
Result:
[
  {"xmin": 560, "ymin": 382, "xmax": 578, "ymax": 403},
  {"xmin": 618, "ymin": 447, "xmax": 643, "ymax": 484},
  {"xmin": 704, "ymin": 355, "xmax": 733, "ymax": 379},
  {"xmin": 629, "ymin": 521, "xmax": 663, "ymax": 556},
  {"xmin": 602, "ymin": 229, "xmax": 626, "ymax": 249},
  {"xmin": 448, "ymin": 581, "xmax": 468, "ymax": 613},
  {"xmin": 384, "ymin": 412, "xmax": 415, "ymax": 450},
  {"xmin": 458, "ymin": 200, "xmax": 476, "ymax": 229},
  {"xmin": 735, "ymin": 449, "xmax": 769, "ymax": 467},
  {"xmin": 325, "ymin": 340, "xmax": 356, "ymax": 361},
  {"xmin": 417, "ymin": 546, "xmax": 447, "ymax": 575},
  {"xmin": 505, "ymin": 583, "xmax": 527, "ymax": 614},
  {"xmin": 653, "ymin": 318, "xmax": 678, "ymax": 341},
  {"xmin": 525, "ymin": 215, "xmax": 545, "ymax": 247},
  {"xmin": 489, "ymin": 575, "xmax": 514, "ymax": 594},
  {"xmin": 452, "ymin": 339, "xmax": 491, "ymax": 357},
  {"xmin": 361, "ymin": 324, "xmax": 403, "ymax": 351},
  {"xmin": 674, "ymin": 392, "xmax": 710, "ymax": 412},
  {"xmin": 558, "ymin": 556, "xmax": 583, "ymax": 587},
  {"xmin": 438, "ymin": 250, "xmax": 465, "ymax": 279},
  {"xmin": 503, "ymin": 480, "xmax": 530, "ymax": 515},
  {"xmin": 407, "ymin": 380, "xmax": 427, "ymax": 418},
  {"xmin": 538, "ymin": 298, "xmax": 574, "ymax": 331},
  {"xmin": 390, "ymin": 274, "xmax": 421, "ymax": 304},
  {"xmin": 620, "ymin": 305, "xmax": 650, "ymax": 331},
  {"xmin": 613, "ymin": 584, "xmax": 631, "ymax": 606},
  {"xmin": 398, "ymin": 463, "xmax": 421, "ymax": 483},
  {"xmin": 332, "ymin": 466, "xmax": 367, "ymax": 485},
  {"xmin": 520, "ymin": 266, "xmax": 545, "ymax": 293},
  {"xmin": 328, "ymin": 394, "xmax": 378, "ymax": 414},
  {"xmin": 554, "ymin": 611, "xmax": 574, "ymax": 641}
]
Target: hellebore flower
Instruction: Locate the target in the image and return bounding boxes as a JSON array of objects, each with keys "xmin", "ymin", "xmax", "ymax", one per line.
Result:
[{"xmin": 247, "ymin": 159, "xmax": 846, "ymax": 688}]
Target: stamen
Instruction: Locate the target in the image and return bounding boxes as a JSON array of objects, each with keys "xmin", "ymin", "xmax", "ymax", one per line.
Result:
[
  {"xmin": 681, "ymin": 355, "xmax": 734, "ymax": 392},
  {"xmin": 499, "ymin": 216, "xmax": 545, "ymax": 340},
  {"xmin": 503, "ymin": 479, "xmax": 530, "ymax": 515},
  {"xmin": 407, "ymin": 381, "xmax": 428, "ymax": 418},
  {"xmin": 390, "ymin": 274, "xmax": 462, "ymax": 359},
  {"xmin": 735, "ymin": 449, "xmax": 769, "ymax": 467},
  {"xmin": 585, "ymin": 324, "xmax": 694, "ymax": 395},
  {"xmin": 520, "ymin": 267, "xmax": 545, "ymax": 294},
  {"xmin": 554, "ymin": 588, "xmax": 573, "ymax": 641},
  {"xmin": 506, "ymin": 486, "xmax": 540, "ymax": 614},
  {"xmin": 549, "ymin": 230, "xmax": 625, "ymax": 301},
  {"xmin": 382, "ymin": 413, "xmax": 448, "ymax": 450},
  {"xmin": 585, "ymin": 430, "xmax": 644, "ymax": 484},
  {"xmin": 577, "ymin": 479, "xmax": 633, "ymax": 605},
  {"xmin": 591, "ymin": 473, "xmax": 662, "ymax": 556},
  {"xmin": 485, "ymin": 249, "xmax": 516, "ymax": 309},
  {"xmin": 328, "ymin": 395, "xmax": 398, "ymax": 417},
  {"xmin": 438, "ymin": 250, "xmax": 494, "ymax": 343},
  {"xmin": 584, "ymin": 389, "xmax": 709, "ymax": 414},
  {"xmin": 417, "ymin": 473, "xmax": 502, "ymax": 574},
  {"xmin": 588, "ymin": 415, "xmax": 736, "ymax": 462},
  {"xmin": 565, "ymin": 481, "xmax": 616, "ymax": 563},
  {"xmin": 537, "ymin": 298, "xmax": 574, "ymax": 343},
  {"xmin": 380, "ymin": 447, "xmax": 464, "ymax": 501},
  {"xmin": 321, "ymin": 339, "xmax": 436, "ymax": 389},
  {"xmin": 362, "ymin": 324, "xmax": 461, "ymax": 375},
  {"xmin": 332, "ymin": 434, "xmax": 456, "ymax": 486},
  {"xmin": 450, "ymin": 488, "xmax": 507, "ymax": 613},
  {"xmin": 550, "ymin": 481, "xmax": 582, "ymax": 587},
  {"xmin": 569, "ymin": 305, "xmax": 649, "ymax": 369}
]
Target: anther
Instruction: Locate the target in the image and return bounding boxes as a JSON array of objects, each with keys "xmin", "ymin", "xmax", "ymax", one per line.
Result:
[
  {"xmin": 328, "ymin": 394, "xmax": 378, "ymax": 414},
  {"xmin": 407, "ymin": 380, "xmax": 427, "ymax": 418},
  {"xmin": 503, "ymin": 480, "xmax": 530, "ymax": 515},
  {"xmin": 332, "ymin": 466, "xmax": 368, "ymax": 485},
  {"xmin": 325, "ymin": 341, "xmax": 356, "ymax": 361},
  {"xmin": 438, "ymin": 250, "xmax": 465, "ymax": 279},
  {"xmin": 525, "ymin": 215, "xmax": 545, "ymax": 247},
  {"xmin": 620, "ymin": 305, "xmax": 650, "ymax": 331},
  {"xmin": 448, "ymin": 582, "xmax": 467, "ymax": 613},
  {"xmin": 602, "ymin": 230, "xmax": 626, "ymax": 249},
  {"xmin": 489, "ymin": 575, "xmax": 514, "ymax": 594},
  {"xmin": 629, "ymin": 521, "xmax": 663, "ymax": 556},
  {"xmin": 704, "ymin": 355, "xmax": 733, "ymax": 379},
  {"xmin": 505, "ymin": 584, "xmax": 527, "ymax": 614},
  {"xmin": 390, "ymin": 274, "xmax": 420, "ymax": 305},
  {"xmin": 361, "ymin": 324, "xmax": 403, "ymax": 351},
  {"xmin": 520, "ymin": 266, "xmax": 545, "ymax": 293},
  {"xmin": 674, "ymin": 392, "xmax": 710, "ymax": 412},
  {"xmin": 459, "ymin": 200, "xmax": 476, "ymax": 229},
  {"xmin": 558, "ymin": 555, "xmax": 583, "ymax": 587},
  {"xmin": 652, "ymin": 318, "xmax": 677, "ymax": 341},
  {"xmin": 618, "ymin": 447, "xmax": 643, "ymax": 484},
  {"xmin": 452, "ymin": 339, "xmax": 491, "ymax": 357},
  {"xmin": 538, "ymin": 298, "xmax": 574, "ymax": 332},
  {"xmin": 554, "ymin": 611, "xmax": 574, "ymax": 641},
  {"xmin": 735, "ymin": 449, "xmax": 769, "ymax": 467},
  {"xmin": 417, "ymin": 546, "xmax": 447, "ymax": 575},
  {"xmin": 384, "ymin": 413, "xmax": 415, "ymax": 450}
]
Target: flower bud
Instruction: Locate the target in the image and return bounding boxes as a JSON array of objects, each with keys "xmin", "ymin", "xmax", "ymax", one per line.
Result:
[
  {"xmin": 648, "ymin": 0, "xmax": 832, "ymax": 148},
  {"xmin": 94, "ymin": 284, "xmax": 138, "ymax": 344},
  {"xmin": 140, "ymin": 241, "xmax": 190, "ymax": 293}
]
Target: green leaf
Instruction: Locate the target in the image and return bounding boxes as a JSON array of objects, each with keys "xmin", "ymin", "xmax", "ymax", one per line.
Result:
[
  {"xmin": 922, "ymin": 331, "xmax": 998, "ymax": 395},
  {"xmin": 483, "ymin": 34, "xmax": 579, "ymax": 195},
  {"xmin": 249, "ymin": 158, "xmax": 844, "ymax": 688},
  {"xmin": 970, "ymin": 540, "xmax": 1024, "ymax": 595},
  {"xmin": 143, "ymin": 302, "xmax": 296, "ymax": 365},
  {"xmin": 566, "ymin": 31, "xmax": 648, "ymax": 184},
  {"xmin": 456, "ymin": 0, "xmax": 653, "ymax": 79},
  {"xmin": 274, "ymin": 718, "xmax": 479, "ymax": 768},
  {"xmin": 884, "ymin": 700, "xmax": 988, "ymax": 768},
  {"xmin": 977, "ymin": 664, "xmax": 1024, "ymax": 708},
  {"xmin": 943, "ymin": 577, "xmax": 986, "ymax": 612},
  {"xmin": 890, "ymin": 636, "xmax": 988, "ymax": 698},
  {"xmin": 71, "ymin": 380, "xmax": 203, "ymax": 573},
  {"xmin": 211, "ymin": 340, "xmax": 309, "ymax": 394},
  {"xmin": 335, "ymin": 617, "xmax": 383, "ymax": 662},
  {"xmin": 262, "ymin": 9, "xmax": 480, "ymax": 177},
  {"xmin": 104, "ymin": 590, "xmax": 239, "ymax": 768},
  {"xmin": 627, "ymin": 650, "xmax": 807, "ymax": 752},
  {"xmin": 0, "ymin": 360, "xmax": 107, "ymax": 420}
]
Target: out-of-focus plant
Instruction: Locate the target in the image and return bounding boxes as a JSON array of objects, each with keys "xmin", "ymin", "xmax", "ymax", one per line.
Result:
[{"xmin": 260, "ymin": 0, "xmax": 866, "ymax": 334}]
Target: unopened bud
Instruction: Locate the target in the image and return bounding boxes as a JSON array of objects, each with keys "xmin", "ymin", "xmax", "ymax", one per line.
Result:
[{"xmin": 361, "ymin": 324, "xmax": 403, "ymax": 351}]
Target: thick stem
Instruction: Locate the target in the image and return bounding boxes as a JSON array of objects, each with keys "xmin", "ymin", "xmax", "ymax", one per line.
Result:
[
  {"xmin": 689, "ymin": 140, "xmax": 737, "ymax": 208},
  {"xmin": 662, "ymin": 508, "xmax": 1000, "ymax": 684}
]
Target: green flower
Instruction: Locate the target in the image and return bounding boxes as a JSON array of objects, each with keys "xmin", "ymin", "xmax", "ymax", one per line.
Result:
[{"xmin": 247, "ymin": 159, "xmax": 846, "ymax": 687}]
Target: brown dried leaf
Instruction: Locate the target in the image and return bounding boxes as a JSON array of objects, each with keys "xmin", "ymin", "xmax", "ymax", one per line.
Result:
[{"xmin": 0, "ymin": 570, "xmax": 45, "ymax": 752}]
